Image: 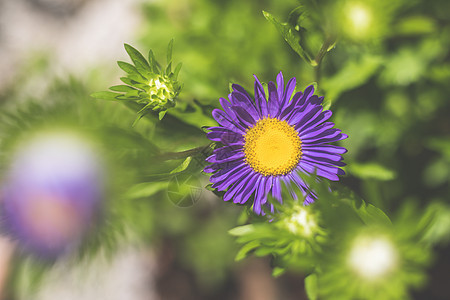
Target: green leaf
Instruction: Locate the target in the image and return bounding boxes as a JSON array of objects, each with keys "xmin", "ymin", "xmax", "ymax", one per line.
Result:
[
  {"xmin": 117, "ymin": 61, "xmax": 139, "ymax": 75},
  {"xmin": 305, "ymin": 274, "xmax": 318, "ymax": 300},
  {"xmin": 263, "ymin": 10, "xmax": 313, "ymax": 64},
  {"xmin": 228, "ymin": 224, "xmax": 255, "ymax": 236},
  {"xmin": 90, "ymin": 91, "xmax": 119, "ymax": 100},
  {"xmin": 169, "ymin": 156, "xmax": 192, "ymax": 174},
  {"xmin": 235, "ymin": 241, "xmax": 260, "ymax": 261},
  {"xmin": 347, "ymin": 162, "xmax": 396, "ymax": 181},
  {"xmin": 158, "ymin": 110, "xmax": 167, "ymax": 120},
  {"xmin": 395, "ymin": 16, "xmax": 436, "ymax": 36},
  {"xmin": 109, "ymin": 85, "xmax": 139, "ymax": 92},
  {"xmin": 322, "ymin": 55, "xmax": 382, "ymax": 101},
  {"xmin": 353, "ymin": 200, "xmax": 392, "ymax": 226},
  {"xmin": 124, "ymin": 44, "xmax": 151, "ymax": 73},
  {"xmin": 173, "ymin": 62, "xmax": 182, "ymax": 80},
  {"xmin": 124, "ymin": 182, "xmax": 167, "ymax": 199},
  {"xmin": 148, "ymin": 49, "xmax": 161, "ymax": 74},
  {"xmin": 272, "ymin": 267, "xmax": 286, "ymax": 277},
  {"xmin": 167, "ymin": 39, "xmax": 174, "ymax": 65}
]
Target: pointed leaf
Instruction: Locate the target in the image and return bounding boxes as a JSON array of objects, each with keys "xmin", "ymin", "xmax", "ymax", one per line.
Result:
[
  {"xmin": 228, "ymin": 224, "xmax": 255, "ymax": 236},
  {"xmin": 353, "ymin": 200, "xmax": 392, "ymax": 226},
  {"xmin": 148, "ymin": 50, "xmax": 161, "ymax": 74},
  {"xmin": 124, "ymin": 44, "xmax": 151, "ymax": 73},
  {"xmin": 235, "ymin": 241, "xmax": 261, "ymax": 261},
  {"xmin": 173, "ymin": 62, "xmax": 182, "ymax": 79},
  {"xmin": 90, "ymin": 91, "xmax": 119, "ymax": 100},
  {"xmin": 305, "ymin": 274, "xmax": 318, "ymax": 300},
  {"xmin": 263, "ymin": 10, "xmax": 313, "ymax": 64},
  {"xmin": 170, "ymin": 156, "xmax": 192, "ymax": 174},
  {"xmin": 109, "ymin": 85, "xmax": 139, "ymax": 92},
  {"xmin": 117, "ymin": 61, "xmax": 139, "ymax": 74},
  {"xmin": 167, "ymin": 39, "xmax": 174, "ymax": 65},
  {"xmin": 158, "ymin": 110, "xmax": 167, "ymax": 120}
]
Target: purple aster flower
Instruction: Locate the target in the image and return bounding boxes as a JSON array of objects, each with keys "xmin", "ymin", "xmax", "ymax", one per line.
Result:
[
  {"xmin": 204, "ymin": 72, "xmax": 347, "ymax": 214},
  {"xmin": 0, "ymin": 131, "xmax": 104, "ymax": 259}
]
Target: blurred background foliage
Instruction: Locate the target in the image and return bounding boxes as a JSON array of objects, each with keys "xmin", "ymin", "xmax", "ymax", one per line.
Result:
[{"xmin": 0, "ymin": 0, "xmax": 449, "ymax": 299}]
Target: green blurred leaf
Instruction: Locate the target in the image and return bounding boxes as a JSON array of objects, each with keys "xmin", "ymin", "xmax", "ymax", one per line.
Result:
[
  {"xmin": 347, "ymin": 162, "xmax": 396, "ymax": 181},
  {"xmin": 395, "ymin": 16, "xmax": 436, "ymax": 36},
  {"xmin": 90, "ymin": 91, "xmax": 119, "ymax": 100},
  {"xmin": 124, "ymin": 182, "xmax": 167, "ymax": 199},
  {"xmin": 272, "ymin": 267, "xmax": 286, "ymax": 277},
  {"xmin": 167, "ymin": 39, "xmax": 174, "ymax": 65},
  {"xmin": 322, "ymin": 55, "xmax": 382, "ymax": 101},
  {"xmin": 228, "ymin": 224, "xmax": 255, "ymax": 236},
  {"xmin": 353, "ymin": 200, "xmax": 392, "ymax": 226},
  {"xmin": 235, "ymin": 241, "xmax": 260, "ymax": 261},
  {"xmin": 170, "ymin": 156, "xmax": 192, "ymax": 174},
  {"xmin": 305, "ymin": 273, "xmax": 318, "ymax": 300},
  {"xmin": 427, "ymin": 138, "xmax": 450, "ymax": 160}
]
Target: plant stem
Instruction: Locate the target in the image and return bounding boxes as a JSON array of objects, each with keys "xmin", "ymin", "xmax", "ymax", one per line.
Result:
[
  {"xmin": 155, "ymin": 143, "xmax": 213, "ymax": 161},
  {"xmin": 313, "ymin": 35, "xmax": 336, "ymax": 84}
]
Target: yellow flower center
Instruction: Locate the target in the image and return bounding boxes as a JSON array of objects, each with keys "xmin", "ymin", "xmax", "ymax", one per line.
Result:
[{"xmin": 244, "ymin": 117, "xmax": 302, "ymax": 176}]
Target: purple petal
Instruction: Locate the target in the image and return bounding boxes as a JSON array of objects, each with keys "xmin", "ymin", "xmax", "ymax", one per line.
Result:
[
  {"xmin": 267, "ymin": 81, "xmax": 280, "ymax": 117},
  {"xmin": 271, "ymin": 177, "xmax": 282, "ymax": 203},
  {"xmin": 254, "ymin": 75, "xmax": 268, "ymax": 116},
  {"xmin": 212, "ymin": 109, "xmax": 246, "ymax": 134},
  {"xmin": 280, "ymin": 77, "xmax": 296, "ymax": 110},
  {"xmin": 231, "ymin": 91, "xmax": 260, "ymax": 121},
  {"xmin": 299, "ymin": 161, "xmax": 341, "ymax": 181},
  {"xmin": 253, "ymin": 176, "xmax": 267, "ymax": 214},
  {"xmin": 206, "ymin": 128, "xmax": 244, "ymax": 145},
  {"xmin": 300, "ymin": 122, "xmax": 336, "ymax": 140},
  {"xmin": 276, "ymin": 72, "xmax": 284, "ymax": 102},
  {"xmin": 297, "ymin": 85, "xmax": 315, "ymax": 107},
  {"xmin": 235, "ymin": 174, "xmax": 259, "ymax": 204},
  {"xmin": 302, "ymin": 145, "xmax": 348, "ymax": 154},
  {"xmin": 232, "ymin": 105, "xmax": 256, "ymax": 127}
]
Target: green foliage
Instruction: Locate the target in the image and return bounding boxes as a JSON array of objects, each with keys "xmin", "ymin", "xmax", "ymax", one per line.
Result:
[{"xmin": 1, "ymin": 0, "xmax": 449, "ymax": 298}]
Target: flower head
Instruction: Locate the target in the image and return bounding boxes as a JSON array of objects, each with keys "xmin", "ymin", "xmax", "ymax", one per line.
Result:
[
  {"xmin": 1, "ymin": 131, "xmax": 104, "ymax": 259},
  {"xmin": 205, "ymin": 72, "xmax": 347, "ymax": 214}
]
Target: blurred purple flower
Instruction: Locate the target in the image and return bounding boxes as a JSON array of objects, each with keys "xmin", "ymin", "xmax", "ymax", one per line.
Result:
[{"xmin": 1, "ymin": 132, "xmax": 104, "ymax": 259}]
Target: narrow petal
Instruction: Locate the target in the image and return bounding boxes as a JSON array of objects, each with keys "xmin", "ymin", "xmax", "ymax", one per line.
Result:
[
  {"xmin": 224, "ymin": 173, "xmax": 252, "ymax": 202},
  {"xmin": 300, "ymin": 161, "xmax": 341, "ymax": 181},
  {"xmin": 212, "ymin": 109, "xmax": 246, "ymax": 134},
  {"xmin": 280, "ymin": 77, "xmax": 296, "ymax": 110},
  {"xmin": 302, "ymin": 145, "xmax": 348, "ymax": 154},
  {"xmin": 267, "ymin": 81, "xmax": 280, "ymax": 117},
  {"xmin": 271, "ymin": 177, "xmax": 282, "ymax": 203},
  {"xmin": 300, "ymin": 122, "xmax": 335, "ymax": 139},
  {"xmin": 254, "ymin": 75, "xmax": 268, "ymax": 116},
  {"xmin": 219, "ymin": 98, "xmax": 237, "ymax": 120},
  {"xmin": 297, "ymin": 85, "xmax": 315, "ymax": 107},
  {"xmin": 231, "ymin": 91, "xmax": 260, "ymax": 121},
  {"xmin": 253, "ymin": 176, "xmax": 267, "ymax": 214},
  {"xmin": 207, "ymin": 128, "xmax": 244, "ymax": 145},
  {"xmin": 232, "ymin": 105, "xmax": 256, "ymax": 128},
  {"xmin": 296, "ymin": 109, "xmax": 332, "ymax": 133},
  {"xmin": 236, "ymin": 174, "xmax": 259, "ymax": 204},
  {"xmin": 276, "ymin": 72, "xmax": 284, "ymax": 102}
]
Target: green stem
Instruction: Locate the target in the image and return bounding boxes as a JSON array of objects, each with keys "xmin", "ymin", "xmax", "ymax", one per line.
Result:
[
  {"xmin": 155, "ymin": 143, "xmax": 213, "ymax": 161},
  {"xmin": 313, "ymin": 35, "xmax": 336, "ymax": 84}
]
